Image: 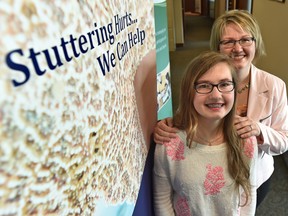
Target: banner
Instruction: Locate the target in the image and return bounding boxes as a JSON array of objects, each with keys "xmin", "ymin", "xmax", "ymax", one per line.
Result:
[
  {"xmin": 0, "ymin": 1, "xmax": 156, "ymax": 215},
  {"xmin": 154, "ymin": 0, "xmax": 173, "ymax": 120},
  {"xmin": 133, "ymin": 2, "xmax": 172, "ymax": 215}
]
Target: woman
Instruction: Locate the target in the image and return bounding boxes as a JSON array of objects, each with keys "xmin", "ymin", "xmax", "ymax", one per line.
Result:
[
  {"xmin": 154, "ymin": 51, "xmax": 258, "ymax": 216},
  {"xmin": 153, "ymin": 10, "xmax": 288, "ymax": 207}
]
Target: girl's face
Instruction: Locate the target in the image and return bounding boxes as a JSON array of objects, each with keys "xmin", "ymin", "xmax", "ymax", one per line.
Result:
[
  {"xmin": 219, "ymin": 23, "xmax": 256, "ymax": 71},
  {"xmin": 193, "ymin": 62, "xmax": 235, "ymax": 125}
]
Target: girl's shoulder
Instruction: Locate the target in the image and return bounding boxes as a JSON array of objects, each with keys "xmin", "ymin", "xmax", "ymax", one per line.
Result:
[{"xmin": 160, "ymin": 130, "xmax": 186, "ymax": 161}]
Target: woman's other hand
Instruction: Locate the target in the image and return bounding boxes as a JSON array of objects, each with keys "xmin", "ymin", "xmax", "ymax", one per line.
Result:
[
  {"xmin": 234, "ymin": 115, "xmax": 263, "ymax": 143},
  {"xmin": 153, "ymin": 117, "xmax": 178, "ymax": 144}
]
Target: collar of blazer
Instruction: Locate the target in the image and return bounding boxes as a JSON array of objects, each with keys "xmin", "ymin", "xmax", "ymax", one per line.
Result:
[{"xmin": 247, "ymin": 65, "xmax": 271, "ymax": 122}]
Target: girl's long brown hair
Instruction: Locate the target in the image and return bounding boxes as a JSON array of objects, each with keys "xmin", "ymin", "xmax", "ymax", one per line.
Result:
[{"xmin": 173, "ymin": 51, "xmax": 251, "ymax": 206}]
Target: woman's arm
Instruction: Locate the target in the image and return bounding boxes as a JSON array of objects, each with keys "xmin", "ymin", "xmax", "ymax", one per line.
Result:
[
  {"xmin": 234, "ymin": 84, "xmax": 288, "ymax": 155},
  {"xmin": 257, "ymin": 82, "xmax": 288, "ymax": 155}
]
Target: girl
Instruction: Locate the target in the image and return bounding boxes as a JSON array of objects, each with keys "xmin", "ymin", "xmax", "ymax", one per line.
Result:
[{"xmin": 153, "ymin": 51, "xmax": 257, "ymax": 216}]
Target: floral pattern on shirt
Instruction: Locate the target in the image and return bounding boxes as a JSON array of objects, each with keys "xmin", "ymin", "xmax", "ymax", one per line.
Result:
[
  {"xmin": 175, "ymin": 196, "xmax": 191, "ymax": 216},
  {"xmin": 204, "ymin": 164, "xmax": 225, "ymax": 195},
  {"xmin": 164, "ymin": 136, "xmax": 185, "ymax": 161},
  {"xmin": 243, "ymin": 137, "xmax": 255, "ymax": 159}
]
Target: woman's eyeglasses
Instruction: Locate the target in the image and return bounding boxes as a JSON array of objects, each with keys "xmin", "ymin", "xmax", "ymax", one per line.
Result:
[{"xmin": 219, "ymin": 37, "xmax": 255, "ymax": 49}]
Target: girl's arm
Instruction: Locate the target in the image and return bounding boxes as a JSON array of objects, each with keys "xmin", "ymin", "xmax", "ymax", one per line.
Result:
[
  {"xmin": 240, "ymin": 137, "xmax": 258, "ymax": 216},
  {"xmin": 153, "ymin": 144, "xmax": 175, "ymax": 216}
]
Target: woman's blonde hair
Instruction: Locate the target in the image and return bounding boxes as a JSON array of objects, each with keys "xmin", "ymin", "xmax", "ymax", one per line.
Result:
[
  {"xmin": 174, "ymin": 51, "xmax": 251, "ymax": 206},
  {"xmin": 210, "ymin": 9, "xmax": 266, "ymax": 62}
]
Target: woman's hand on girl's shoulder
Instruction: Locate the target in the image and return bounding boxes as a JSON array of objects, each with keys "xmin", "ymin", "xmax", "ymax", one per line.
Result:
[{"xmin": 153, "ymin": 117, "xmax": 178, "ymax": 144}]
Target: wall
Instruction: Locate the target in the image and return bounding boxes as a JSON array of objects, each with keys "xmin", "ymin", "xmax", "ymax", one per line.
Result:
[
  {"xmin": 174, "ymin": 0, "xmax": 185, "ymax": 46},
  {"xmin": 252, "ymin": 0, "xmax": 288, "ymax": 87},
  {"xmin": 195, "ymin": 0, "xmax": 202, "ymax": 13},
  {"xmin": 167, "ymin": 0, "xmax": 176, "ymax": 51},
  {"xmin": 214, "ymin": 0, "xmax": 226, "ymax": 18},
  {"xmin": 167, "ymin": 0, "xmax": 184, "ymax": 51}
]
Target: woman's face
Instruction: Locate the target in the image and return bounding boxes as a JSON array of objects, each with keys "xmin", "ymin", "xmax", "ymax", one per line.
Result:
[
  {"xmin": 219, "ymin": 23, "xmax": 256, "ymax": 72},
  {"xmin": 193, "ymin": 62, "xmax": 235, "ymax": 125}
]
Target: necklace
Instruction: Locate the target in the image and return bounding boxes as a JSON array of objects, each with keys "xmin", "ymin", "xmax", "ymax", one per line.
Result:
[
  {"xmin": 237, "ymin": 83, "xmax": 250, "ymax": 94},
  {"xmin": 195, "ymin": 134, "xmax": 223, "ymax": 146}
]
